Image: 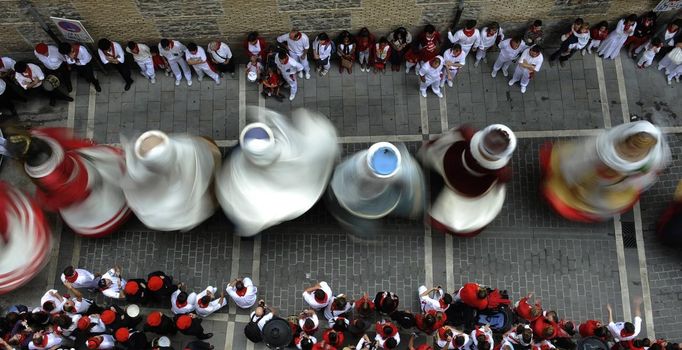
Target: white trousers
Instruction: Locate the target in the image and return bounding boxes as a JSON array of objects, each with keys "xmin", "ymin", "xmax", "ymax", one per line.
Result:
[
  {"xmin": 358, "ymin": 50, "xmax": 370, "ymax": 65},
  {"xmin": 586, "ymin": 39, "xmax": 601, "ymax": 52},
  {"xmin": 475, "ymin": 47, "xmax": 490, "ymax": 62},
  {"xmin": 193, "ymin": 63, "xmax": 220, "ymax": 82},
  {"xmin": 135, "ymin": 58, "xmax": 155, "ymax": 80},
  {"xmin": 441, "ymin": 68, "xmax": 460, "ymax": 84},
  {"xmin": 492, "ymin": 57, "xmax": 513, "ymax": 74},
  {"xmin": 420, "ymin": 78, "xmax": 441, "ymax": 95},
  {"xmin": 637, "ymin": 53, "xmax": 655, "ymax": 68},
  {"xmin": 283, "ymin": 73, "xmax": 298, "ymax": 95},
  {"xmin": 168, "ymin": 58, "xmax": 192, "ymax": 81},
  {"xmin": 511, "ymin": 66, "xmax": 532, "ymax": 87},
  {"xmin": 290, "ymin": 53, "xmax": 310, "ymax": 73}
]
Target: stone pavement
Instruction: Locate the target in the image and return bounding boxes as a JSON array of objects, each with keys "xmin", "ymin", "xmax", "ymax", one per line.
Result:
[{"xmin": 1, "ymin": 45, "xmax": 682, "ymax": 349}]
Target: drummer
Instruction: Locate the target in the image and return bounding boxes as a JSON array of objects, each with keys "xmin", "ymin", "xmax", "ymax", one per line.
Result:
[
  {"xmin": 195, "ymin": 286, "xmax": 228, "ymax": 317},
  {"xmin": 123, "ymin": 278, "xmax": 150, "ymax": 304}
]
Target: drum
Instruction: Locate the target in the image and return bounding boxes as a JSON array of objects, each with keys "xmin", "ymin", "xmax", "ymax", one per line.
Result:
[
  {"xmin": 125, "ymin": 304, "xmax": 140, "ymax": 318},
  {"xmin": 247, "ymin": 71, "xmax": 258, "ymax": 82},
  {"xmin": 42, "ymin": 75, "xmax": 60, "ymax": 92}
]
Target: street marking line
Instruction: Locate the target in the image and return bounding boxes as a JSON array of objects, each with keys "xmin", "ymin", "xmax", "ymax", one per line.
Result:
[
  {"xmin": 424, "ymin": 226, "xmax": 434, "ymax": 290},
  {"xmin": 613, "ymin": 215, "xmax": 632, "ymax": 321},
  {"xmin": 239, "ymin": 65, "xmax": 246, "ymax": 130},
  {"xmin": 45, "ymin": 217, "xmax": 63, "ymax": 290},
  {"xmin": 86, "ymin": 84, "xmax": 96, "ymax": 139},
  {"xmin": 440, "ymin": 90, "xmax": 449, "ymax": 132},
  {"xmin": 66, "ymin": 79, "xmax": 78, "ymax": 129},
  {"xmin": 420, "ymin": 93, "xmax": 430, "ymax": 135},
  {"xmin": 229, "ymin": 236, "xmax": 241, "ymax": 315},
  {"xmin": 614, "ymin": 56, "xmax": 631, "ymax": 124},
  {"xmin": 445, "ymin": 234, "xmax": 454, "ymax": 293},
  {"xmin": 633, "ymin": 203, "xmax": 655, "ymax": 338},
  {"xmin": 245, "ymin": 235, "xmax": 261, "ymax": 350},
  {"xmin": 258, "ymin": 79, "xmax": 265, "ymax": 108},
  {"xmin": 225, "ymin": 322, "xmax": 235, "ymax": 350},
  {"xmin": 595, "ymin": 55, "xmax": 612, "ymax": 129}
]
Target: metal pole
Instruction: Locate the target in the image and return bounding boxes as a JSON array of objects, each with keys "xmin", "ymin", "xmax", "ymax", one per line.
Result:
[{"xmin": 19, "ymin": 0, "xmax": 61, "ymax": 45}]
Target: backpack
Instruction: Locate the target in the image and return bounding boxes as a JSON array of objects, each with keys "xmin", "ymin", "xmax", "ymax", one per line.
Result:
[{"xmin": 244, "ymin": 314, "xmax": 265, "ymax": 343}]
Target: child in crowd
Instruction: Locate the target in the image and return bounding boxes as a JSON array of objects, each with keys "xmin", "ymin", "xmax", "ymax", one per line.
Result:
[
  {"xmin": 246, "ymin": 55, "xmax": 262, "ymax": 83},
  {"xmin": 373, "ymin": 37, "xmax": 391, "ymax": 74},
  {"xmin": 404, "ymin": 45, "xmax": 421, "ymax": 75},
  {"xmin": 150, "ymin": 45, "xmax": 171, "ymax": 77},
  {"xmin": 584, "ymin": 21, "xmax": 608, "ymax": 55},
  {"xmin": 262, "ymin": 66, "xmax": 284, "ymax": 101},
  {"xmin": 638, "ymin": 37, "xmax": 663, "ymax": 69},
  {"xmin": 356, "ymin": 27, "xmax": 375, "ymax": 72}
]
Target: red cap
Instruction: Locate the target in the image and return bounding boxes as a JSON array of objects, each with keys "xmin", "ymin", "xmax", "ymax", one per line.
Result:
[
  {"xmin": 148, "ymin": 276, "xmax": 163, "ymax": 291},
  {"xmin": 77, "ymin": 316, "xmax": 91, "ymax": 330},
  {"xmin": 87, "ymin": 337, "xmax": 102, "ymax": 349},
  {"xmin": 176, "ymin": 315, "xmax": 192, "ymax": 330},
  {"xmin": 146, "ymin": 311, "xmax": 162, "ymax": 326},
  {"xmin": 115, "ymin": 327, "xmax": 129, "ymax": 342},
  {"xmin": 101, "ymin": 310, "xmax": 116, "ymax": 325},
  {"xmin": 35, "ymin": 43, "xmax": 48, "ymax": 55},
  {"xmin": 124, "ymin": 281, "xmax": 139, "ymax": 295}
]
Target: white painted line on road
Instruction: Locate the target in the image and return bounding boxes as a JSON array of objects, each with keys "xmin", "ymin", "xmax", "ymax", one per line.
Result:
[
  {"xmin": 420, "ymin": 94, "xmax": 430, "ymax": 135},
  {"xmin": 229, "ymin": 236, "xmax": 241, "ymax": 315},
  {"xmin": 66, "ymin": 79, "xmax": 78, "ymax": 129},
  {"xmin": 595, "ymin": 55, "xmax": 612, "ymax": 129},
  {"xmin": 613, "ymin": 215, "xmax": 633, "ymax": 321},
  {"xmin": 86, "ymin": 84, "xmax": 96, "ymax": 139},
  {"xmin": 614, "ymin": 56, "xmax": 631, "ymax": 124},
  {"xmin": 239, "ymin": 65, "xmax": 246, "ymax": 131},
  {"xmin": 633, "ymin": 202, "xmax": 655, "ymax": 338},
  {"xmin": 225, "ymin": 322, "xmax": 235, "ymax": 350},
  {"xmin": 45, "ymin": 217, "xmax": 63, "ymax": 291},
  {"xmin": 445, "ymin": 234, "xmax": 454, "ymax": 293},
  {"xmin": 424, "ymin": 225, "xmax": 433, "ymax": 290},
  {"xmin": 440, "ymin": 90, "xmax": 449, "ymax": 133}
]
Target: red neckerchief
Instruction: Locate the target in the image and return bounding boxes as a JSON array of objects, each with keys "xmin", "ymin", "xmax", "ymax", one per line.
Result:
[
  {"xmin": 235, "ymin": 287, "xmax": 247, "ymax": 297},
  {"xmin": 464, "ymin": 29, "xmax": 475, "ymax": 37},
  {"xmin": 176, "ymin": 300, "xmax": 188, "ymax": 309},
  {"xmin": 624, "ymin": 23, "xmax": 632, "ymax": 32},
  {"xmin": 439, "ymin": 298, "xmax": 448, "ymax": 309},
  {"xmin": 22, "ymin": 66, "xmax": 33, "ymax": 79},
  {"xmin": 38, "ymin": 335, "xmax": 49, "ymax": 347},
  {"xmin": 487, "ymin": 30, "xmax": 495, "ymax": 37},
  {"xmin": 65, "ymin": 271, "xmax": 78, "ymax": 283},
  {"xmin": 620, "ymin": 329, "xmax": 633, "ymax": 338}
]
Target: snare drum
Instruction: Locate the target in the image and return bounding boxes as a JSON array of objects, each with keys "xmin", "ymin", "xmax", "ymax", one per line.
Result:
[{"xmin": 125, "ymin": 304, "xmax": 140, "ymax": 318}]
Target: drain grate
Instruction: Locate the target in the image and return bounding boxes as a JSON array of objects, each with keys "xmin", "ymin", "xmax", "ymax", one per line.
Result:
[{"xmin": 621, "ymin": 221, "xmax": 637, "ymax": 248}]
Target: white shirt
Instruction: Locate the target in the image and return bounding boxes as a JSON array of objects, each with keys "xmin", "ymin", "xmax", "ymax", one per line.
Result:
[
  {"xmin": 159, "ymin": 40, "xmax": 187, "ymax": 61},
  {"xmin": 15, "ymin": 63, "xmax": 44, "ymax": 90},
  {"xmin": 98, "ymin": 41, "xmax": 125, "ymax": 65},
  {"xmin": 469, "ymin": 328, "xmax": 494, "ymax": 350},
  {"xmin": 59, "ymin": 314, "xmax": 81, "ymax": 338},
  {"xmin": 100, "ymin": 268, "xmax": 126, "ymax": 299},
  {"xmin": 195, "ymin": 287, "xmax": 226, "ymax": 317},
  {"xmin": 171, "ymin": 289, "xmax": 198, "ymax": 314},
  {"xmin": 419, "ymin": 56, "xmax": 444, "ymax": 83},
  {"xmin": 518, "ymin": 48, "xmax": 544, "ymax": 73},
  {"xmin": 84, "ymin": 314, "xmax": 107, "ymax": 333},
  {"xmin": 569, "ymin": 32, "xmax": 591, "ymax": 50},
  {"xmin": 323, "ymin": 296, "xmax": 352, "ymax": 320},
  {"xmin": 277, "ymin": 33, "xmax": 310, "ymax": 57},
  {"xmin": 420, "ymin": 288, "xmax": 446, "ymax": 312},
  {"xmin": 276, "ymin": 56, "xmax": 304, "ymax": 77},
  {"xmin": 298, "ymin": 313, "xmax": 319, "ymax": 330},
  {"xmin": 249, "ymin": 311, "xmax": 274, "ymax": 331},
  {"xmin": 443, "ymin": 49, "xmax": 467, "ymax": 70},
  {"xmin": 497, "ymin": 39, "xmax": 527, "ymax": 62},
  {"xmin": 208, "ymin": 42, "xmax": 232, "ymax": 63},
  {"xmin": 35, "ymin": 46, "xmax": 65, "ymax": 70},
  {"xmin": 448, "ymin": 29, "xmax": 481, "ymax": 51},
  {"xmin": 185, "ymin": 46, "xmax": 210, "ymax": 69},
  {"xmin": 60, "ymin": 268, "xmax": 99, "ymax": 289},
  {"xmin": 313, "ymin": 38, "xmax": 333, "ymax": 60},
  {"xmin": 65, "ymin": 45, "xmax": 92, "ymax": 66},
  {"xmin": 126, "ymin": 43, "xmax": 152, "ymax": 62},
  {"xmin": 65, "ymin": 297, "xmax": 92, "ymax": 315},
  {"xmin": 28, "ymin": 333, "xmax": 63, "ymax": 350},
  {"xmin": 246, "ymin": 61, "xmax": 262, "ymax": 75},
  {"xmin": 375, "ymin": 332, "xmax": 400, "ymax": 348},
  {"xmin": 88, "ymin": 334, "xmax": 115, "ymax": 349},
  {"xmin": 302, "ymin": 281, "xmax": 333, "ymax": 309},
  {"xmin": 608, "ymin": 316, "xmax": 642, "ymax": 341},
  {"xmin": 296, "ymin": 335, "xmax": 317, "ymax": 350},
  {"xmin": 226, "ymin": 277, "xmax": 258, "ymax": 309},
  {"xmin": 247, "ymin": 40, "xmax": 263, "ymax": 57},
  {"xmin": 356, "ymin": 337, "xmax": 375, "ymax": 350},
  {"xmin": 0, "ymin": 57, "xmax": 16, "ymax": 73},
  {"xmin": 479, "ymin": 27, "xmax": 504, "ymax": 50},
  {"xmin": 374, "ymin": 44, "xmax": 390, "ymax": 61},
  {"xmin": 40, "ymin": 289, "xmax": 65, "ymax": 313}
]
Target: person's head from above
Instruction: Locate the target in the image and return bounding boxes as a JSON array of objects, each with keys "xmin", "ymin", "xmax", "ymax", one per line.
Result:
[
  {"xmin": 478, "ymin": 341, "xmax": 491, "ymax": 350},
  {"xmin": 487, "ymin": 22, "xmax": 499, "ymax": 35},
  {"xmin": 622, "ymin": 321, "xmax": 635, "ymax": 336},
  {"xmin": 385, "ymin": 338, "xmax": 398, "ymax": 349},
  {"xmin": 249, "ymin": 55, "xmax": 258, "ymax": 64},
  {"xmin": 383, "ymin": 324, "xmax": 394, "ymax": 336},
  {"xmin": 562, "ymin": 321, "xmax": 575, "ymax": 335},
  {"xmin": 199, "ymin": 295, "xmax": 211, "ymax": 308},
  {"xmin": 247, "ymin": 32, "xmax": 259, "ymax": 44},
  {"xmin": 452, "ymin": 43, "xmax": 462, "ymax": 55},
  {"xmin": 150, "ymin": 45, "xmax": 160, "ymax": 55},
  {"xmin": 58, "ymin": 42, "xmax": 73, "ymax": 56},
  {"xmin": 300, "ymin": 337, "xmax": 314, "ymax": 350},
  {"xmin": 127, "ymin": 41, "xmax": 139, "ymax": 53},
  {"xmin": 318, "ymin": 33, "xmax": 330, "ymax": 44},
  {"xmin": 510, "ymin": 36, "xmax": 522, "ymax": 49},
  {"xmin": 289, "ymin": 29, "xmax": 302, "ymax": 40},
  {"xmin": 626, "ymin": 14, "xmax": 638, "ymax": 24},
  {"xmin": 97, "ymin": 38, "xmax": 112, "ymax": 52},
  {"xmin": 672, "ymin": 19, "xmax": 682, "ymax": 32},
  {"xmin": 332, "ymin": 318, "xmax": 347, "ymax": 331},
  {"xmin": 455, "ymin": 335, "xmax": 466, "ymax": 346},
  {"xmin": 465, "ymin": 20, "xmax": 477, "ymax": 30},
  {"xmin": 41, "ymin": 301, "xmax": 55, "ymax": 313},
  {"xmin": 379, "ymin": 37, "xmax": 388, "ymax": 46},
  {"xmin": 303, "ymin": 318, "xmax": 315, "ymax": 330},
  {"xmin": 235, "ymin": 279, "xmax": 246, "ymax": 292},
  {"xmin": 442, "ymin": 293, "xmax": 453, "ymax": 305},
  {"xmin": 35, "ymin": 43, "xmax": 49, "ymax": 56},
  {"xmin": 594, "ymin": 325, "xmax": 607, "ymax": 337},
  {"xmin": 187, "ymin": 42, "xmax": 198, "ymax": 54},
  {"xmin": 342, "ymin": 35, "xmax": 351, "ymax": 44},
  {"xmin": 573, "ymin": 18, "xmax": 584, "ymax": 28},
  {"xmin": 176, "ymin": 291, "xmax": 188, "ymax": 304},
  {"xmin": 159, "ymin": 39, "xmax": 171, "ymax": 50},
  {"xmin": 54, "ymin": 314, "xmax": 72, "ymax": 328},
  {"xmin": 522, "ymin": 328, "xmax": 533, "ymax": 343},
  {"xmin": 430, "ymin": 57, "xmax": 441, "ymax": 68},
  {"xmin": 545, "ymin": 310, "xmax": 558, "ymax": 323},
  {"xmin": 424, "ymin": 24, "xmax": 436, "ymax": 37},
  {"xmin": 98, "ymin": 278, "xmax": 112, "ymax": 289},
  {"xmin": 579, "ymin": 23, "xmax": 590, "ymax": 34},
  {"xmin": 529, "ymin": 46, "xmax": 542, "ymax": 57},
  {"xmin": 359, "ymin": 27, "xmax": 370, "ymax": 37},
  {"xmin": 327, "ymin": 330, "xmax": 338, "ymax": 343},
  {"xmin": 531, "ymin": 20, "xmax": 543, "ymax": 31},
  {"xmin": 278, "ymin": 50, "xmax": 289, "ymax": 64},
  {"xmin": 254, "ymin": 305, "xmax": 266, "ymax": 317},
  {"xmin": 652, "ymin": 37, "xmax": 663, "ymax": 47},
  {"xmin": 313, "ymin": 288, "xmax": 327, "ymax": 302},
  {"xmin": 476, "ymin": 286, "xmax": 488, "ymax": 299},
  {"xmin": 542, "ymin": 325, "xmax": 555, "ymax": 338}
]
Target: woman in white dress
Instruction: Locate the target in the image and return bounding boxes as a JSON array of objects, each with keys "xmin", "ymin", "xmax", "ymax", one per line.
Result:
[{"xmin": 598, "ymin": 14, "xmax": 637, "ymax": 59}]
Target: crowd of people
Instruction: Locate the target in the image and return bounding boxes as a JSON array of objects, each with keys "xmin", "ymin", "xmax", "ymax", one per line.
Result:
[
  {"xmin": 0, "ymin": 12, "xmax": 680, "ymax": 115},
  {"xmin": 1, "ymin": 263, "xmax": 677, "ymax": 350}
]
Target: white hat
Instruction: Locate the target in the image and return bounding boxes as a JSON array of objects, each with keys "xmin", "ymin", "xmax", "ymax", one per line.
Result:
[{"xmin": 158, "ymin": 336, "xmax": 171, "ymax": 347}]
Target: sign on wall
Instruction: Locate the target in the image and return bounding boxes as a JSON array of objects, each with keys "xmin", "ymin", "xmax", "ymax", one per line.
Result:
[
  {"xmin": 654, "ymin": 0, "xmax": 682, "ymax": 11},
  {"xmin": 50, "ymin": 17, "xmax": 94, "ymax": 43}
]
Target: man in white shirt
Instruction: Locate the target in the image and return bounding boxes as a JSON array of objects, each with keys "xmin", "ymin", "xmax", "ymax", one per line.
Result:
[
  {"xmin": 275, "ymin": 51, "xmax": 304, "ymax": 101},
  {"xmin": 226, "ymin": 277, "xmax": 258, "ymax": 309},
  {"xmin": 126, "ymin": 41, "xmax": 155, "ymax": 83},
  {"xmin": 159, "ymin": 38, "xmax": 192, "ymax": 86},
  {"xmin": 606, "ymin": 299, "xmax": 642, "ymax": 341},
  {"xmin": 492, "ymin": 36, "xmax": 527, "ymax": 78},
  {"xmin": 249, "ymin": 301, "xmax": 275, "ymax": 332},
  {"xmin": 418, "ymin": 285, "xmax": 452, "ymax": 313},
  {"xmin": 34, "ymin": 43, "xmax": 72, "ymax": 92},
  {"xmin": 61, "ymin": 265, "xmax": 100, "ymax": 290},
  {"xmin": 277, "ymin": 29, "xmax": 311, "ymax": 79},
  {"xmin": 302, "ymin": 281, "xmax": 333, "ymax": 310},
  {"xmin": 58, "ymin": 42, "xmax": 101, "ymax": 92},
  {"xmin": 77, "ymin": 314, "xmax": 107, "ymax": 334},
  {"xmin": 508, "ymin": 46, "xmax": 543, "ymax": 94},
  {"xmin": 448, "ymin": 20, "xmax": 481, "ymax": 57},
  {"xmin": 28, "ymin": 331, "xmax": 63, "ymax": 350},
  {"xmin": 0, "ymin": 56, "xmax": 16, "ymax": 79},
  {"xmin": 442, "ymin": 44, "xmax": 466, "ymax": 88},
  {"xmin": 40, "ymin": 289, "xmax": 65, "ymax": 315},
  {"xmin": 85, "ymin": 335, "xmax": 115, "ymax": 350},
  {"xmin": 313, "ymin": 33, "xmax": 333, "ymax": 76},
  {"xmin": 185, "ymin": 42, "xmax": 220, "ymax": 85},
  {"xmin": 419, "ymin": 56, "xmax": 444, "ymax": 98},
  {"xmin": 207, "ymin": 41, "xmax": 235, "ymax": 77},
  {"xmin": 97, "ymin": 38, "xmax": 133, "ymax": 91},
  {"xmin": 14, "ymin": 61, "xmax": 73, "ymax": 106},
  {"xmin": 195, "ymin": 286, "xmax": 227, "ymax": 317},
  {"xmin": 62, "ymin": 279, "xmax": 99, "ymax": 315},
  {"xmin": 171, "ymin": 284, "xmax": 198, "ymax": 315},
  {"xmin": 475, "ymin": 22, "xmax": 504, "ymax": 67},
  {"xmin": 97, "ymin": 266, "xmax": 126, "ymax": 300}
]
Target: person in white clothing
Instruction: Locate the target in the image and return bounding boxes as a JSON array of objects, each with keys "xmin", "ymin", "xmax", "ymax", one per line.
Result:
[
  {"xmin": 313, "ymin": 33, "xmax": 334, "ymax": 76},
  {"xmin": 0, "ymin": 56, "xmax": 16, "ymax": 79},
  {"xmin": 475, "ymin": 23, "xmax": 504, "ymax": 67},
  {"xmin": 62, "ymin": 281, "xmax": 96, "ymax": 315},
  {"xmin": 226, "ymin": 277, "xmax": 258, "ymax": 309},
  {"xmin": 508, "ymin": 46, "xmax": 543, "ymax": 94},
  {"xmin": 171, "ymin": 285, "xmax": 198, "ymax": 315},
  {"xmin": 85, "ymin": 335, "xmax": 115, "ymax": 350},
  {"xmin": 418, "ymin": 285, "xmax": 452, "ymax": 313},
  {"xmin": 442, "ymin": 44, "xmax": 466, "ymax": 88},
  {"xmin": 28, "ymin": 331, "xmax": 63, "ymax": 350},
  {"xmin": 606, "ymin": 299, "xmax": 642, "ymax": 341},
  {"xmin": 77, "ymin": 314, "xmax": 107, "ymax": 334},
  {"xmin": 61, "ymin": 265, "xmax": 100, "ymax": 289},
  {"xmin": 275, "ymin": 51, "xmax": 304, "ymax": 101},
  {"xmin": 302, "ymin": 281, "xmax": 333, "ymax": 310},
  {"xmin": 597, "ymin": 14, "xmax": 637, "ymax": 59},
  {"xmin": 249, "ymin": 300, "xmax": 275, "ymax": 332},
  {"xmin": 637, "ymin": 37, "xmax": 662, "ymax": 68},
  {"xmin": 97, "ymin": 38, "xmax": 134, "ymax": 90},
  {"xmin": 207, "ymin": 41, "xmax": 235, "ymax": 76},
  {"xmin": 298, "ymin": 309, "xmax": 319, "ymax": 334},
  {"xmin": 126, "ymin": 41, "xmax": 156, "ymax": 83},
  {"xmin": 40, "ymin": 289, "xmax": 65, "ymax": 314},
  {"xmin": 323, "ymin": 294, "xmax": 352, "ymax": 320},
  {"xmin": 469, "ymin": 325, "xmax": 494, "ymax": 350},
  {"xmin": 492, "ymin": 36, "xmax": 527, "ymax": 78},
  {"xmin": 448, "ymin": 20, "xmax": 481, "ymax": 57},
  {"xmin": 659, "ymin": 41, "xmax": 682, "ymax": 84},
  {"xmin": 34, "ymin": 43, "xmax": 72, "ymax": 92},
  {"xmin": 419, "ymin": 56, "xmax": 444, "ymax": 98},
  {"xmin": 277, "ymin": 29, "xmax": 311, "ymax": 79},
  {"xmin": 195, "ymin": 286, "xmax": 227, "ymax": 317},
  {"xmin": 185, "ymin": 43, "xmax": 220, "ymax": 85},
  {"xmin": 58, "ymin": 42, "xmax": 101, "ymax": 92},
  {"xmin": 97, "ymin": 266, "xmax": 126, "ymax": 300},
  {"xmin": 159, "ymin": 38, "xmax": 192, "ymax": 86}
]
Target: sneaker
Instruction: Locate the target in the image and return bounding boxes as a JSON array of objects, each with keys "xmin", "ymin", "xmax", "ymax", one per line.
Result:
[
  {"xmin": 187, "ymin": 80, "xmax": 192, "ymax": 86},
  {"xmin": 151, "ymin": 78, "xmax": 156, "ymax": 84},
  {"xmin": 198, "ymin": 76, "xmax": 203, "ymax": 82},
  {"xmin": 581, "ymin": 49, "xmax": 586, "ymax": 56},
  {"xmin": 124, "ymin": 81, "xmax": 133, "ymax": 91},
  {"xmin": 491, "ymin": 71, "xmax": 497, "ymax": 78},
  {"xmin": 298, "ymin": 71, "xmax": 303, "ymax": 79},
  {"xmin": 668, "ymin": 79, "xmax": 672, "ymax": 85},
  {"xmin": 360, "ymin": 67, "xmax": 365, "ymax": 72},
  {"xmin": 587, "ymin": 49, "xmax": 592, "ymax": 55},
  {"xmin": 447, "ymin": 80, "xmax": 453, "ymax": 88},
  {"xmin": 440, "ymin": 81, "xmax": 445, "ymax": 88},
  {"xmin": 420, "ymin": 90, "xmax": 427, "ymax": 98},
  {"xmin": 305, "ymin": 72, "xmax": 311, "ymax": 79},
  {"xmin": 215, "ymin": 79, "xmax": 221, "ymax": 86},
  {"xmin": 502, "ymin": 69, "xmax": 508, "ymax": 77},
  {"xmin": 676, "ymin": 76, "xmax": 680, "ymax": 83},
  {"xmin": 405, "ymin": 69, "xmax": 410, "ymax": 75},
  {"xmin": 521, "ymin": 86, "xmax": 527, "ymax": 93},
  {"xmin": 474, "ymin": 60, "xmax": 480, "ymax": 68},
  {"xmin": 289, "ymin": 93, "xmax": 296, "ymax": 101},
  {"xmin": 165, "ymin": 70, "xmax": 171, "ymax": 77},
  {"xmin": 435, "ymin": 91, "xmax": 443, "ymax": 98},
  {"xmin": 508, "ymin": 80, "xmax": 516, "ymax": 86}
]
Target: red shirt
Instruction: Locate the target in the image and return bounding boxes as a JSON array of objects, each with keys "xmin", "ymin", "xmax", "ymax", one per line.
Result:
[
  {"xmin": 515, "ymin": 297, "xmax": 542, "ymax": 322},
  {"xmin": 375, "ymin": 322, "xmax": 399, "ymax": 339},
  {"xmin": 312, "ymin": 343, "xmax": 337, "ymax": 350},
  {"xmin": 531, "ymin": 317, "xmax": 559, "ymax": 340},
  {"xmin": 356, "ymin": 34, "xmax": 375, "ymax": 51},
  {"xmin": 459, "ymin": 283, "xmax": 488, "ymax": 310},
  {"xmin": 578, "ymin": 320, "xmax": 603, "ymax": 338},
  {"xmin": 415, "ymin": 310, "xmax": 447, "ymax": 334},
  {"xmin": 354, "ymin": 295, "xmax": 375, "ymax": 314},
  {"xmin": 590, "ymin": 28, "xmax": 609, "ymax": 41},
  {"xmin": 322, "ymin": 329, "xmax": 344, "ymax": 347}
]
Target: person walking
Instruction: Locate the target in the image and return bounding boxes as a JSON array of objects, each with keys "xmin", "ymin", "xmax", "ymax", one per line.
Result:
[
  {"xmin": 97, "ymin": 38, "xmax": 134, "ymax": 91},
  {"xmin": 491, "ymin": 36, "xmax": 526, "ymax": 78}
]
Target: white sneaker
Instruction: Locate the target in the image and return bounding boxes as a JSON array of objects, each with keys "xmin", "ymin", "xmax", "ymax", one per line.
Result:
[
  {"xmin": 150, "ymin": 78, "xmax": 156, "ymax": 84},
  {"xmin": 198, "ymin": 76, "xmax": 203, "ymax": 82},
  {"xmin": 491, "ymin": 71, "xmax": 497, "ymax": 78},
  {"xmin": 502, "ymin": 69, "xmax": 508, "ymax": 77},
  {"xmin": 668, "ymin": 79, "xmax": 672, "ymax": 85},
  {"xmin": 305, "ymin": 72, "xmax": 311, "ymax": 80},
  {"xmin": 187, "ymin": 80, "xmax": 192, "ymax": 86},
  {"xmin": 289, "ymin": 93, "xmax": 296, "ymax": 101},
  {"xmin": 581, "ymin": 49, "xmax": 586, "ymax": 56},
  {"xmin": 215, "ymin": 79, "xmax": 221, "ymax": 86},
  {"xmin": 361, "ymin": 67, "xmax": 365, "ymax": 72},
  {"xmin": 435, "ymin": 91, "xmax": 443, "ymax": 98},
  {"xmin": 298, "ymin": 71, "xmax": 303, "ymax": 79},
  {"xmin": 474, "ymin": 60, "xmax": 480, "ymax": 68},
  {"xmin": 587, "ymin": 49, "xmax": 592, "ymax": 55},
  {"xmin": 676, "ymin": 76, "xmax": 680, "ymax": 83},
  {"xmin": 521, "ymin": 86, "xmax": 527, "ymax": 93},
  {"xmin": 175, "ymin": 80, "xmax": 180, "ymax": 86},
  {"xmin": 508, "ymin": 80, "xmax": 516, "ymax": 86},
  {"xmin": 447, "ymin": 80, "xmax": 453, "ymax": 88},
  {"xmin": 420, "ymin": 90, "xmax": 427, "ymax": 98},
  {"xmin": 405, "ymin": 69, "xmax": 410, "ymax": 75},
  {"xmin": 440, "ymin": 82, "xmax": 445, "ymax": 88}
]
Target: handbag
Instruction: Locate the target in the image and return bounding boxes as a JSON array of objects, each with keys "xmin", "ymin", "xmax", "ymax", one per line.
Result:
[{"xmin": 341, "ymin": 58, "xmax": 353, "ymax": 69}]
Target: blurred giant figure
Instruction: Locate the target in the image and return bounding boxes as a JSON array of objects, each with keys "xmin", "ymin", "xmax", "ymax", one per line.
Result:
[
  {"xmin": 541, "ymin": 121, "xmax": 669, "ymax": 222},
  {"xmin": 120, "ymin": 131, "xmax": 221, "ymax": 231},
  {"xmin": 216, "ymin": 107, "xmax": 338, "ymax": 236},
  {"xmin": 420, "ymin": 124, "xmax": 517, "ymax": 237}
]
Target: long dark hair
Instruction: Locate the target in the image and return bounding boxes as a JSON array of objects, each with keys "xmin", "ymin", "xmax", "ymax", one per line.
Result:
[{"xmin": 393, "ymin": 27, "xmax": 408, "ymax": 43}]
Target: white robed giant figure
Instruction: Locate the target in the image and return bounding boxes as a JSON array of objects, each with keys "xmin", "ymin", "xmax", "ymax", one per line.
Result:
[
  {"xmin": 597, "ymin": 17, "xmax": 636, "ymax": 59},
  {"xmin": 216, "ymin": 107, "xmax": 339, "ymax": 236},
  {"xmin": 327, "ymin": 142, "xmax": 425, "ymax": 236},
  {"xmin": 120, "ymin": 131, "xmax": 221, "ymax": 231},
  {"xmin": 0, "ymin": 182, "xmax": 51, "ymax": 294}
]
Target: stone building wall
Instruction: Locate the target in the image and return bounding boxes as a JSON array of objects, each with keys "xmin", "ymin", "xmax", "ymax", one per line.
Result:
[{"xmin": 0, "ymin": 0, "xmax": 670, "ymax": 58}]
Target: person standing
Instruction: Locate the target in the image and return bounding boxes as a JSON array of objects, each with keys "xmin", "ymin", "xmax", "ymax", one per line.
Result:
[
  {"xmin": 312, "ymin": 33, "xmax": 334, "ymax": 76},
  {"xmin": 171, "ymin": 284, "xmax": 198, "ymax": 315},
  {"xmin": 275, "ymin": 51, "xmax": 303, "ymax": 101},
  {"xmin": 14, "ymin": 61, "xmax": 73, "ymax": 106},
  {"xmin": 475, "ymin": 22, "xmax": 504, "ymax": 67},
  {"xmin": 34, "ymin": 43, "xmax": 72, "ymax": 92},
  {"xmin": 509, "ymin": 46, "xmax": 543, "ymax": 94},
  {"xmin": 637, "ymin": 37, "xmax": 663, "ymax": 68},
  {"xmin": 626, "ymin": 12, "xmax": 657, "ymax": 57},
  {"xmin": 448, "ymin": 20, "xmax": 480, "ymax": 58},
  {"xmin": 356, "ymin": 27, "xmax": 375, "ymax": 72},
  {"xmin": 185, "ymin": 42, "xmax": 221, "ymax": 85},
  {"xmin": 147, "ymin": 271, "xmax": 177, "ymax": 301},
  {"xmin": 244, "ymin": 32, "xmax": 268, "ymax": 62},
  {"xmin": 419, "ymin": 56, "xmax": 444, "ymax": 98},
  {"xmin": 597, "ymin": 14, "xmax": 637, "ymax": 59},
  {"xmin": 302, "ymin": 281, "xmax": 333, "ymax": 310},
  {"xmin": 388, "ymin": 27, "xmax": 412, "ymax": 72},
  {"xmin": 125, "ymin": 41, "xmax": 155, "ymax": 84},
  {"xmin": 97, "ymin": 38, "xmax": 133, "ymax": 91},
  {"xmin": 491, "ymin": 36, "xmax": 526, "ymax": 78},
  {"xmin": 277, "ymin": 29, "xmax": 311, "ymax": 79},
  {"xmin": 207, "ymin": 41, "xmax": 235, "ymax": 77},
  {"xmin": 584, "ymin": 22, "xmax": 609, "ymax": 55},
  {"xmin": 646, "ymin": 19, "xmax": 682, "ymax": 58},
  {"xmin": 418, "ymin": 285, "xmax": 452, "ymax": 313},
  {"xmin": 523, "ymin": 20, "xmax": 544, "ymax": 47},
  {"xmin": 337, "ymin": 31, "xmax": 356, "ymax": 74},
  {"xmin": 418, "ymin": 24, "xmax": 442, "ymax": 63},
  {"xmin": 441, "ymin": 44, "xmax": 466, "ymax": 88},
  {"xmin": 549, "ymin": 23, "xmax": 591, "ymax": 66},
  {"xmin": 159, "ymin": 38, "xmax": 192, "ymax": 86},
  {"xmin": 143, "ymin": 311, "xmax": 177, "ymax": 335},
  {"xmin": 58, "ymin": 42, "xmax": 101, "ymax": 92},
  {"xmin": 373, "ymin": 37, "xmax": 391, "ymax": 74}
]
